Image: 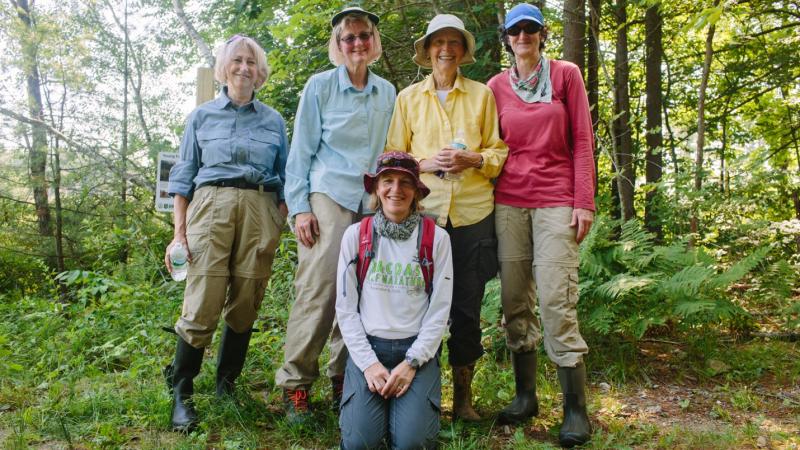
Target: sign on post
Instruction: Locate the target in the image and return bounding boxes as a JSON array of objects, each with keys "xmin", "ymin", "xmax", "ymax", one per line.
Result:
[
  {"xmin": 156, "ymin": 66, "xmax": 216, "ymax": 213},
  {"xmin": 155, "ymin": 152, "xmax": 178, "ymax": 212}
]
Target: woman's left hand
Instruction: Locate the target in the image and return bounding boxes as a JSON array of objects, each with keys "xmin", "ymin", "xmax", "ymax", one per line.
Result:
[
  {"xmin": 434, "ymin": 148, "xmax": 482, "ymax": 174},
  {"xmin": 381, "ymin": 360, "xmax": 417, "ymax": 398},
  {"xmin": 278, "ymin": 201, "xmax": 288, "ymax": 219},
  {"xmin": 570, "ymin": 208, "xmax": 594, "ymax": 243}
]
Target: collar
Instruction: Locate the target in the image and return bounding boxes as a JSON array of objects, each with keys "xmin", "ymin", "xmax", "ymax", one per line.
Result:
[
  {"xmin": 423, "ymin": 72, "xmax": 466, "ymax": 94},
  {"xmin": 212, "ymin": 86, "xmax": 256, "ymax": 110},
  {"xmin": 337, "ymin": 64, "xmax": 377, "ymax": 93}
]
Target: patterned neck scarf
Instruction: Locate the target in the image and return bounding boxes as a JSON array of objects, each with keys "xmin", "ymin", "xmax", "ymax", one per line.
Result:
[
  {"xmin": 509, "ymin": 55, "xmax": 552, "ymax": 103},
  {"xmin": 373, "ymin": 209, "xmax": 420, "ymax": 241}
]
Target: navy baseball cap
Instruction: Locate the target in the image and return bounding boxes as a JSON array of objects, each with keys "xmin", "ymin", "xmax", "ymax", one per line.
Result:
[{"xmin": 504, "ymin": 3, "xmax": 545, "ymax": 29}]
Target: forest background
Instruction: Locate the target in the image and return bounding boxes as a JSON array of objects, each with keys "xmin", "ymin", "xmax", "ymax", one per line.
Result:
[{"xmin": 0, "ymin": 0, "xmax": 798, "ymax": 448}]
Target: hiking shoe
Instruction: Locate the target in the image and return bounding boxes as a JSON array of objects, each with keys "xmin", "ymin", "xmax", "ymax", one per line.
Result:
[{"xmin": 284, "ymin": 387, "xmax": 311, "ymax": 425}]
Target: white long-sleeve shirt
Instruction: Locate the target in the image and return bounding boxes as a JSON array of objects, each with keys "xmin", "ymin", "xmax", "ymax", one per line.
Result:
[{"xmin": 336, "ymin": 221, "xmax": 453, "ymax": 372}]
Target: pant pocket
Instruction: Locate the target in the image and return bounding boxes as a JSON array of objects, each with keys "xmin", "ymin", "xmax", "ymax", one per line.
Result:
[{"xmin": 568, "ymin": 271, "xmax": 579, "ymax": 307}]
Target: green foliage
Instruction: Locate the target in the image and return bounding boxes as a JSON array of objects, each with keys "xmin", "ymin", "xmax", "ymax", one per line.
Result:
[{"xmin": 579, "ymin": 217, "xmax": 774, "ymax": 339}]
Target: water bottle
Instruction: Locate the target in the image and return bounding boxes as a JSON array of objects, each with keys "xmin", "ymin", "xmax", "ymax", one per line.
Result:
[
  {"xmin": 444, "ymin": 129, "xmax": 467, "ymax": 182},
  {"xmin": 170, "ymin": 243, "xmax": 188, "ymax": 282}
]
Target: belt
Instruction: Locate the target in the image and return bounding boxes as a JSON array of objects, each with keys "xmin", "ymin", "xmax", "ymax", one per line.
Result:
[{"xmin": 200, "ymin": 179, "xmax": 276, "ymax": 192}]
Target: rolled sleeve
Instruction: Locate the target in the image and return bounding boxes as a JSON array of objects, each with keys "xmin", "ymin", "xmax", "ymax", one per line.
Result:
[
  {"xmin": 168, "ymin": 113, "xmax": 201, "ymax": 199},
  {"xmin": 476, "ymin": 90, "xmax": 508, "ymax": 179}
]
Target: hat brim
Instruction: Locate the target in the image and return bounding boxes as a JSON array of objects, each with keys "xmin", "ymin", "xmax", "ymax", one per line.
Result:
[
  {"xmin": 331, "ymin": 7, "xmax": 379, "ymax": 27},
  {"xmin": 412, "ymin": 27, "xmax": 476, "ymax": 68},
  {"xmin": 505, "ymin": 15, "xmax": 544, "ymax": 29},
  {"xmin": 364, "ymin": 169, "xmax": 430, "ymax": 198}
]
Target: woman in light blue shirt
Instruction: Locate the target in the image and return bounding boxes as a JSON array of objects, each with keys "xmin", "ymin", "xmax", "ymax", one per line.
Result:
[
  {"xmin": 164, "ymin": 35, "xmax": 288, "ymax": 432},
  {"xmin": 276, "ymin": 6, "xmax": 397, "ymax": 423}
]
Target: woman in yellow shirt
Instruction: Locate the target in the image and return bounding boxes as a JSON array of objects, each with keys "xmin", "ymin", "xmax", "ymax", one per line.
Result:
[{"xmin": 385, "ymin": 14, "xmax": 508, "ymax": 421}]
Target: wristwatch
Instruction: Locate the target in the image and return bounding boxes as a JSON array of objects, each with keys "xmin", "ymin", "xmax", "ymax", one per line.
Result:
[{"xmin": 404, "ymin": 354, "xmax": 421, "ymax": 369}]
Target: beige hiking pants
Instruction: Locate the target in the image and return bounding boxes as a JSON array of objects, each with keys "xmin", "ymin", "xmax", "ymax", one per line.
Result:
[
  {"xmin": 275, "ymin": 193, "xmax": 356, "ymax": 388},
  {"xmin": 495, "ymin": 204, "xmax": 588, "ymax": 368},
  {"xmin": 176, "ymin": 186, "xmax": 283, "ymax": 348}
]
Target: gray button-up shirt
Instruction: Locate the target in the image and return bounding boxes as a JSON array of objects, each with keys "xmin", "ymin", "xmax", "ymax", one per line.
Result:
[{"xmin": 168, "ymin": 87, "xmax": 289, "ymax": 201}]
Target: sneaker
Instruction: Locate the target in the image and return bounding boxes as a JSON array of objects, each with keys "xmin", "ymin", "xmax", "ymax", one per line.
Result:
[
  {"xmin": 331, "ymin": 375, "xmax": 344, "ymax": 411},
  {"xmin": 284, "ymin": 387, "xmax": 311, "ymax": 425}
]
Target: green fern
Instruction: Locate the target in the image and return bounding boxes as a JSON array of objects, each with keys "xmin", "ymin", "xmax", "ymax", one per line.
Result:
[{"xmin": 708, "ymin": 246, "xmax": 770, "ymax": 289}]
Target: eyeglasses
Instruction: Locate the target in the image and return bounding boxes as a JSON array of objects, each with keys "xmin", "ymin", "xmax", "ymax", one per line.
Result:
[
  {"xmin": 507, "ymin": 22, "xmax": 542, "ymax": 36},
  {"xmin": 340, "ymin": 32, "xmax": 374, "ymax": 45},
  {"xmin": 377, "ymin": 155, "xmax": 418, "ymax": 172}
]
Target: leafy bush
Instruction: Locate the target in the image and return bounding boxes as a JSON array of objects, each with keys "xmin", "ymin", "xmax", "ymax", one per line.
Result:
[{"xmin": 578, "ymin": 217, "xmax": 772, "ymax": 339}]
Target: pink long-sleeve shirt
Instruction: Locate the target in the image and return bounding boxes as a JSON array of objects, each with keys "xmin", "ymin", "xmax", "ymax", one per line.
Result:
[{"xmin": 487, "ymin": 60, "xmax": 596, "ymax": 211}]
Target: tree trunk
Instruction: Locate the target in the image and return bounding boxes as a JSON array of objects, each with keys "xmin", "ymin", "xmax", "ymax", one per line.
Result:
[
  {"xmin": 563, "ymin": 0, "xmax": 586, "ymax": 76},
  {"xmin": 173, "ymin": 0, "xmax": 214, "ymax": 67},
  {"xmin": 119, "ymin": 0, "xmax": 130, "ymax": 264},
  {"xmin": 645, "ymin": 2, "xmax": 664, "ymax": 240},
  {"xmin": 587, "ymin": 0, "xmax": 601, "ymax": 176},
  {"xmin": 15, "ymin": 0, "xmax": 52, "ymax": 238},
  {"xmin": 691, "ymin": 0, "xmax": 720, "ymax": 237},
  {"xmin": 613, "ymin": 0, "xmax": 635, "ymax": 221}
]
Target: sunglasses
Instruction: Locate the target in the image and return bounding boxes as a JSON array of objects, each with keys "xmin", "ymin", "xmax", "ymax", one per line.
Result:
[
  {"xmin": 340, "ymin": 32, "xmax": 374, "ymax": 45},
  {"xmin": 377, "ymin": 156, "xmax": 418, "ymax": 172},
  {"xmin": 226, "ymin": 34, "xmax": 252, "ymax": 44},
  {"xmin": 507, "ymin": 22, "xmax": 542, "ymax": 36}
]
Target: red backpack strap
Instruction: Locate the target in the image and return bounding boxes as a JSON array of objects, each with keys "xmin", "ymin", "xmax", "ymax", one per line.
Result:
[
  {"xmin": 356, "ymin": 216, "xmax": 376, "ymax": 296},
  {"xmin": 417, "ymin": 216, "xmax": 436, "ymax": 298}
]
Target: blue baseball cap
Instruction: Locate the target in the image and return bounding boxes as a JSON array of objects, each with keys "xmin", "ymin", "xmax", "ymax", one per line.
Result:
[{"xmin": 504, "ymin": 3, "xmax": 545, "ymax": 29}]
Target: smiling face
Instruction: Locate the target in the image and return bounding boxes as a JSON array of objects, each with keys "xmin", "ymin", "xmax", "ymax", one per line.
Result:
[
  {"xmin": 426, "ymin": 28, "xmax": 465, "ymax": 78},
  {"xmin": 508, "ymin": 20, "xmax": 543, "ymax": 60},
  {"xmin": 225, "ymin": 46, "xmax": 256, "ymax": 96},
  {"xmin": 376, "ymin": 171, "xmax": 417, "ymax": 223},
  {"xmin": 338, "ymin": 20, "xmax": 374, "ymax": 68}
]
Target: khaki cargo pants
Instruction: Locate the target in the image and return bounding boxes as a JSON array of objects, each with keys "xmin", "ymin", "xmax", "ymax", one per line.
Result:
[
  {"xmin": 175, "ymin": 186, "xmax": 283, "ymax": 348},
  {"xmin": 495, "ymin": 204, "xmax": 588, "ymax": 368},
  {"xmin": 275, "ymin": 193, "xmax": 355, "ymax": 389}
]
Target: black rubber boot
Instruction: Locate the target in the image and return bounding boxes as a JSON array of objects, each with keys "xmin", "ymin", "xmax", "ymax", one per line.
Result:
[
  {"xmin": 170, "ymin": 336, "xmax": 204, "ymax": 433},
  {"xmin": 215, "ymin": 325, "xmax": 252, "ymax": 397},
  {"xmin": 498, "ymin": 350, "xmax": 539, "ymax": 424},
  {"xmin": 557, "ymin": 364, "xmax": 592, "ymax": 448}
]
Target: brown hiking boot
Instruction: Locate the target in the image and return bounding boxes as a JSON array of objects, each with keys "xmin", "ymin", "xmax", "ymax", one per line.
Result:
[
  {"xmin": 452, "ymin": 365, "xmax": 481, "ymax": 421},
  {"xmin": 283, "ymin": 387, "xmax": 311, "ymax": 425}
]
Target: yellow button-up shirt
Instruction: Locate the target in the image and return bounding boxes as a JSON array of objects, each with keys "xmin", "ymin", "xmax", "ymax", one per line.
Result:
[{"xmin": 386, "ymin": 74, "xmax": 508, "ymax": 227}]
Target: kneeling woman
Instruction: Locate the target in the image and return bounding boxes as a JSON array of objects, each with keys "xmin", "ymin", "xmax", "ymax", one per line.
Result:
[{"xmin": 336, "ymin": 152, "xmax": 453, "ymax": 449}]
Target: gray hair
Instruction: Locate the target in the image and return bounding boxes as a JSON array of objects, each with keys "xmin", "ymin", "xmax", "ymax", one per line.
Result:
[{"xmin": 214, "ymin": 36, "xmax": 270, "ymax": 90}]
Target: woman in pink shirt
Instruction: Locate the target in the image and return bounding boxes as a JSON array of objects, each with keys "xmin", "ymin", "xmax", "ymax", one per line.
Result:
[{"xmin": 486, "ymin": 4, "xmax": 595, "ymax": 447}]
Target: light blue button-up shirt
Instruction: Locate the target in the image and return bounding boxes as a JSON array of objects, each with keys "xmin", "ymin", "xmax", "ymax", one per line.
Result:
[
  {"xmin": 285, "ymin": 65, "xmax": 396, "ymax": 217},
  {"xmin": 168, "ymin": 87, "xmax": 288, "ymax": 201}
]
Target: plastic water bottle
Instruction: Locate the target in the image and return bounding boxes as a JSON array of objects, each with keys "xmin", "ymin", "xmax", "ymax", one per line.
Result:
[
  {"xmin": 444, "ymin": 129, "xmax": 467, "ymax": 182},
  {"xmin": 170, "ymin": 243, "xmax": 188, "ymax": 282}
]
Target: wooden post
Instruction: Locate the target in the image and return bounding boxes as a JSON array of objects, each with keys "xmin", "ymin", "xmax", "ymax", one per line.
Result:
[{"xmin": 196, "ymin": 67, "xmax": 215, "ymax": 106}]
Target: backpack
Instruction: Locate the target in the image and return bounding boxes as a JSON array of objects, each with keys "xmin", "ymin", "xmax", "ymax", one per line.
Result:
[{"xmin": 352, "ymin": 215, "xmax": 436, "ymax": 299}]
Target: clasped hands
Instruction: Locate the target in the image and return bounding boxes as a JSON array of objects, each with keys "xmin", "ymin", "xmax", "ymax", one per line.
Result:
[
  {"xmin": 419, "ymin": 146, "xmax": 483, "ymax": 175},
  {"xmin": 363, "ymin": 360, "xmax": 417, "ymax": 399}
]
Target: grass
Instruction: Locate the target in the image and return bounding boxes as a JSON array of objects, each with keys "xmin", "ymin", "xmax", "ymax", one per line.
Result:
[{"xmin": 1, "ymin": 245, "xmax": 798, "ymax": 449}]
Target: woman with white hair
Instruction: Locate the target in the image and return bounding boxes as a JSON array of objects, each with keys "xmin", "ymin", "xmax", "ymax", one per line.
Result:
[
  {"xmin": 165, "ymin": 34, "xmax": 288, "ymax": 432},
  {"xmin": 277, "ymin": 6, "xmax": 396, "ymax": 423},
  {"xmin": 386, "ymin": 14, "xmax": 507, "ymax": 422}
]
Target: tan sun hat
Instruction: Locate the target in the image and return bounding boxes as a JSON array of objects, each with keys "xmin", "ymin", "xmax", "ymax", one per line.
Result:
[{"xmin": 412, "ymin": 14, "xmax": 476, "ymax": 68}]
